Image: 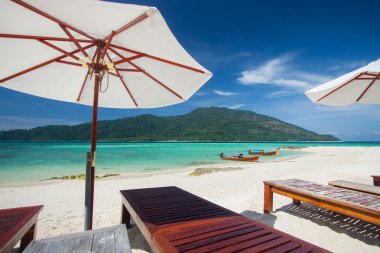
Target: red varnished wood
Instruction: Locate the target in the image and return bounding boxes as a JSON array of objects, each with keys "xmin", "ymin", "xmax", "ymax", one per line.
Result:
[
  {"xmin": 120, "ymin": 186, "xmax": 329, "ymax": 252},
  {"xmin": 0, "ymin": 205, "xmax": 43, "ymax": 253}
]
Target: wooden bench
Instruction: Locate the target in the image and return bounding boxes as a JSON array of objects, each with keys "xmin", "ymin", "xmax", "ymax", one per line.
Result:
[
  {"xmin": 0, "ymin": 205, "xmax": 43, "ymax": 253},
  {"xmin": 264, "ymin": 179, "xmax": 380, "ymax": 226},
  {"xmin": 328, "ymin": 180, "xmax": 380, "ymax": 196},
  {"xmin": 24, "ymin": 225, "xmax": 131, "ymax": 253},
  {"xmin": 120, "ymin": 186, "xmax": 330, "ymax": 253}
]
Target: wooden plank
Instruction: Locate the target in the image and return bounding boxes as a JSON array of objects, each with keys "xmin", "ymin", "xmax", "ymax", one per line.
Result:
[
  {"xmin": 184, "ymin": 228, "xmax": 272, "ymax": 253},
  {"xmin": 264, "ymin": 241, "xmax": 301, "ymax": 253},
  {"xmin": 239, "ymin": 237, "xmax": 290, "ymax": 253},
  {"xmin": 114, "ymin": 225, "xmax": 132, "ymax": 253},
  {"xmin": 37, "ymin": 235, "xmax": 92, "ymax": 253},
  {"xmin": 329, "ymin": 180, "xmax": 380, "ymax": 196},
  {"xmin": 175, "ymin": 225, "xmax": 262, "ymax": 252},
  {"xmin": 168, "ymin": 218, "xmax": 249, "ymax": 242},
  {"xmin": 24, "ymin": 225, "xmax": 130, "ymax": 253},
  {"xmin": 120, "ymin": 186, "xmax": 330, "ymax": 253},
  {"xmin": 92, "ymin": 229, "xmax": 115, "ymax": 253},
  {"xmin": 22, "ymin": 240, "xmax": 44, "ymax": 253},
  {"xmin": 0, "ymin": 205, "xmax": 43, "ymax": 253}
]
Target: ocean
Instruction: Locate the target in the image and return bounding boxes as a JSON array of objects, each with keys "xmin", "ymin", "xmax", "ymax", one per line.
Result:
[{"xmin": 0, "ymin": 142, "xmax": 379, "ymax": 184}]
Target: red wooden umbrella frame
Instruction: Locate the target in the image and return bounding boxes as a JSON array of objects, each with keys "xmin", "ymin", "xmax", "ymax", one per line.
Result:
[
  {"xmin": 0, "ymin": 0, "xmax": 207, "ymax": 230},
  {"xmin": 317, "ymin": 71, "xmax": 380, "ymax": 103}
]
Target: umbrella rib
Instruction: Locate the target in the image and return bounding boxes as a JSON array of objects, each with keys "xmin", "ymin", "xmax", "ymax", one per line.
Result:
[
  {"xmin": 105, "ymin": 53, "xmax": 138, "ymax": 107},
  {"xmin": 76, "ymin": 47, "xmax": 101, "ymax": 102},
  {"xmin": 11, "ymin": 0, "xmax": 96, "ymax": 41},
  {"xmin": 57, "ymin": 60, "xmax": 82, "ymax": 67},
  {"xmin": 316, "ymin": 73, "xmax": 365, "ymax": 102},
  {"xmin": 103, "ymin": 12, "xmax": 150, "ymax": 41},
  {"xmin": 110, "ymin": 44, "xmax": 206, "ymax": 74},
  {"xmin": 0, "ymin": 43, "xmax": 94, "ymax": 83},
  {"xmin": 100, "ymin": 31, "xmax": 116, "ymax": 63},
  {"xmin": 356, "ymin": 73, "xmax": 380, "ymax": 102},
  {"xmin": 128, "ymin": 61, "xmax": 184, "ymax": 100},
  {"xmin": 113, "ymin": 54, "xmax": 145, "ymax": 65},
  {"xmin": 116, "ymin": 68, "xmax": 142, "ymax": 72},
  {"xmin": 107, "ymin": 47, "xmax": 183, "ymax": 100},
  {"xmin": 38, "ymin": 39, "xmax": 80, "ymax": 62},
  {"xmin": 0, "ymin": 33, "xmax": 93, "ymax": 43},
  {"xmin": 76, "ymin": 69, "xmax": 91, "ymax": 102},
  {"xmin": 59, "ymin": 25, "xmax": 90, "ymax": 58}
]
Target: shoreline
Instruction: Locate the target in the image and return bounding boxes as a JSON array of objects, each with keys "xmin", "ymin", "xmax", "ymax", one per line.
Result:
[
  {"xmin": 0, "ymin": 151, "xmax": 309, "ymax": 187},
  {"xmin": 0, "ymin": 146, "xmax": 379, "ymax": 252}
]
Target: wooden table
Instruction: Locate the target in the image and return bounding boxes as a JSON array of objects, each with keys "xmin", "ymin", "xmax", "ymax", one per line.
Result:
[
  {"xmin": 264, "ymin": 179, "xmax": 380, "ymax": 225},
  {"xmin": 0, "ymin": 205, "xmax": 43, "ymax": 253},
  {"xmin": 121, "ymin": 186, "xmax": 330, "ymax": 252},
  {"xmin": 24, "ymin": 225, "xmax": 131, "ymax": 253}
]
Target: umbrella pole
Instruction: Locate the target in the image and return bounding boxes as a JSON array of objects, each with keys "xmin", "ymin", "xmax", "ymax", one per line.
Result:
[{"xmin": 85, "ymin": 72, "xmax": 100, "ymax": 230}]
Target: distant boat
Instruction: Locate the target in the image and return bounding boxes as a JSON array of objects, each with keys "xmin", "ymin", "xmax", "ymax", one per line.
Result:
[
  {"xmin": 248, "ymin": 149, "xmax": 279, "ymax": 156},
  {"xmin": 219, "ymin": 153, "xmax": 260, "ymax": 162}
]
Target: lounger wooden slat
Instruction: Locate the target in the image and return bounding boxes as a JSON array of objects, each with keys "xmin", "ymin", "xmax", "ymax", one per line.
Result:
[
  {"xmin": 328, "ymin": 180, "xmax": 380, "ymax": 196},
  {"xmin": 120, "ymin": 186, "xmax": 329, "ymax": 252},
  {"xmin": 264, "ymin": 179, "xmax": 380, "ymax": 226},
  {"xmin": 0, "ymin": 205, "xmax": 43, "ymax": 253}
]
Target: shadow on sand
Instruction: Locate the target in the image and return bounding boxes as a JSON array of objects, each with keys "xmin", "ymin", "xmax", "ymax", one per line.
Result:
[
  {"xmin": 241, "ymin": 210, "xmax": 277, "ymax": 228},
  {"xmin": 278, "ymin": 203, "xmax": 380, "ymax": 246}
]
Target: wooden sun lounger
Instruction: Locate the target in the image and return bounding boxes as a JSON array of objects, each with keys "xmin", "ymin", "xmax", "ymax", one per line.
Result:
[
  {"xmin": 328, "ymin": 180, "xmax": 380, "ymax": 196},
  {"xmin": 120, "ymin": 186, "xmax": 329, "ymax": 253},
  {"xmin": 264, "ymin": 179, "xmax": 380, "ymax": 226},
  {"xmin": 0, "ymin": 205, "xmax": 43, "ymax": 253}
]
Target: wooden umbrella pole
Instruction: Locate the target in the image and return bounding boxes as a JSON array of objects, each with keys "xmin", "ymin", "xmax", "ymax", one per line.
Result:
[
  {"xmin": 85, "ymin": 42, "xmax": 103, "ymax": 231},
  {"xmin": 85, "ymin": 73, "xmax": 100, "ymax": 230}
]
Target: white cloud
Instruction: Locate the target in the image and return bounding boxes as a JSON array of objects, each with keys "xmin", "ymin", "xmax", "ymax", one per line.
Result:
[
  {"xmin": 237, "ymin": 54, "xmax": 293, "ymax": 85},
  {"xmin": 213, "ymin": 90, "xmax": 239, "ymax": 96},
  {"xmin": 267, "ymin": 90, "xmax": 294, "ymax": 98},
  {"xmin": 226, "ymin": 104, "xmax": 245, "ymax": 109},
  {"xmin": 327, "ymin": 60, "xmax": 367, "ymax": 71},
  {"xmin": 273, "ymin": 79, "xmax": 310, "ymax": 88},
  {"xmin": 237, "ymin": 53, "xmax": 332, "ymax": 91},
  {"xmin": 372, "ymin": 130, "xmax": 380, "ymax": 135}
]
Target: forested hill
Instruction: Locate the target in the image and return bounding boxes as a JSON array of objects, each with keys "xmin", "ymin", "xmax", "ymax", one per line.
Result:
[{"xmin": 0, "ymin": 107, "xmax": 339, "ymax": 141}]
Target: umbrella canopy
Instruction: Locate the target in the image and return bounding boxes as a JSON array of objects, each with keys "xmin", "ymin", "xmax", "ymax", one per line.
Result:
[
  {"xmin": 305, "ymin": 59, "xmax": 380, "ymax": 106},
  {"xmin": 0, "ymin": 0, "xmax": 212, "ymax": 108},
  {"xmin": 0, "ymin": 0, "xmax": 212, "ymax": 230}
]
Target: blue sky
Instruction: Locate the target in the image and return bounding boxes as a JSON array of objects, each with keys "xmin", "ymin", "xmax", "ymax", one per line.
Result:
[{"xmin": 1, "ymin": 0, "xmax": 380, "ymax": 141}]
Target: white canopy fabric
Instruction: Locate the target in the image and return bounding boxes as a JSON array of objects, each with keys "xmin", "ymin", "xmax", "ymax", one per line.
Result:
[
  {"xmin": 0, "ymin": 0, "xmax": 212, "ymax": 108},
  {"xmin": 305, "ymin": 59, "xmax": 380, "ymax": 106}
]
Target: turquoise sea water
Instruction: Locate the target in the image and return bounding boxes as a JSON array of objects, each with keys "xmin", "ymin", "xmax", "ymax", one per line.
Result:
[{"xmin": 0, "ymin": 142, "xmax": 379, "ymax": 184}]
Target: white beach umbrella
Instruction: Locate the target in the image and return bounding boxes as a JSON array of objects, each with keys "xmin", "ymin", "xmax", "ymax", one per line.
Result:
[
  {"xmin": 0, "ymin": 0, "xmax": 212, "ymax": 230},
  {"xmin": 305, "ymin": 59, "xmax": 380, "ymax": 105}
]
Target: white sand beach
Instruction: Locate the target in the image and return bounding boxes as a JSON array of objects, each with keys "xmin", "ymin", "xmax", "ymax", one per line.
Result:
[{"xmin": 0, "ymin": 146, "xmax": 379, "ymax": 252}]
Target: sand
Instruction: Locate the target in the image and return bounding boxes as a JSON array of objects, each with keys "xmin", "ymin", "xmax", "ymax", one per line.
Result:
[{"xmin": 1, "ymin": 146, "xmax": 379, "ymax": 252}]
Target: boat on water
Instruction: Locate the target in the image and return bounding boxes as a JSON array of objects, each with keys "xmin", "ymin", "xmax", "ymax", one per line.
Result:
[
  {"xmin": 219, "ymin": 153, "xmax": 260, "ymax": 162},
  {"xmin": 248, "ymin": 149, "xmax": 279, "ymax": 156}
]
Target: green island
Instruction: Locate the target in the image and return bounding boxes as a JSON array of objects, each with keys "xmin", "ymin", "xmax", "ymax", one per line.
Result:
[{"xmin": 0, "ymin": 107, "xmax": 338, "ymax": 142}]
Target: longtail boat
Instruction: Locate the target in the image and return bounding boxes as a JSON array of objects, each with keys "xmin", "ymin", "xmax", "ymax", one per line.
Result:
[
  {"xmin": 248, "ymin": 149, "xmax": 279, "ymax": 156},
  {"xmin": 219, "ymin": 153, "xmax": 260, "ymax": 162}
]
